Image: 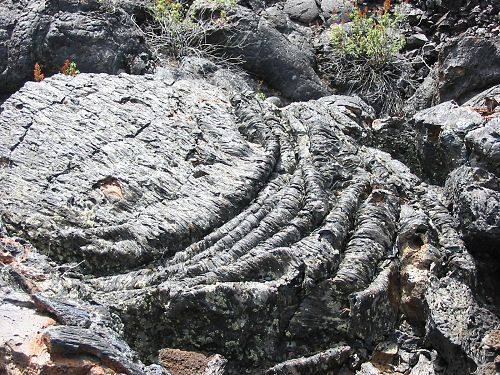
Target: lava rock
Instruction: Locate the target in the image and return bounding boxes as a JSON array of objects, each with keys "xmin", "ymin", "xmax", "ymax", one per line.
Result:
[
  {"xmin": 283, "ymin": 0, "xmax": 320, "ymax": 24},
  {"xmin": 319, "ymin": 0, "xmax": 353, "ymax": 23},
  {"xmin": 0, "ymin": 73, "xmax": 276, "ymax": 273},
  {"xmin": 0, "ymin": 70, "xmax": 498, "ymax": 373},
  {"xmin": 465, "ymin": 116, "xmax": 500, "ymax": 174},
  {"xmin": 445, "ymin": 166, "xmax": 500, "ymax": 242},
  {"xmin": 425, "ymin": 277, "xmax": 500, "ymax": 374},
  {"xmin": 406, "ymin": 33, "xmax": 429, "ymax": 49},
  {"xmin": 413, "ymin": 101, "xmax": 485, "ymax": 184},
  {"xmin": 205, "ymin": 5, "xmax": 331, "ymax": 101},
  {"xmin": 438, "ymin": 35, "xmax": 500, "ymax": 103},
  {"xmin": 0, "ymin": 0, "xmax": 150, "ymax": 96}
]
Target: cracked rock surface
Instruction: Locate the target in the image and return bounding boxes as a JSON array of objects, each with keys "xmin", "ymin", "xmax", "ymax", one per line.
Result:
[{"xmin": 1, "ymin": 69, "xmax": 499, "ymax": 374}]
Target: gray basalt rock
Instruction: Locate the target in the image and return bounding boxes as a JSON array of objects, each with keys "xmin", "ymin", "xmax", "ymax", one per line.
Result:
[
  {"xmin": 445, "ymin": 165, "xmax": 500, "ymax": 246},
  {"xmin": 404, "ymin": 68, "xmax": 439, "ymax": 116},
  {"xmin": 413, "ymin": 100, "xmax": 485, "ymax": 184},
  {"xmin": 0, "ymin": 71, "xmax": 499, "ymax": 374},
  {"xmin": 465, "ymin": 117, "xmax": 500, "ymax": 175},
  {"xmin": 265, "ymin": 345, "xmax": 351, "ymax": 374},
  {"xmin": 425, "ymin": 277, "xmax": 500, "ymax": 374},
  {"xmin": 0, "ymin": 0, "xmax": 150, "ymax": 96},
  {"xmin": 438, "ymin": 35, "xmax": 500, "ymax": 103},
  {"xmin": 319, "ymin": 0, "xmax": 353, "ymax": 23},
  {"xmin": 0, "ymin": 73, "xmax": 275, "ymax": 273},
  {"xmin": 283, "ymin": 0, "xmax": 320, "ymax": 24},
  {"xmin": 410, "ymin": 86, "xmax": 500, "ymax": 318},
  {"xmin": 205, "ymin": 5, "xmax": 331, "ymax": 101},
  {"xmin": 0, "ymin": 237, "xmax": 165, "ymax": 374}
]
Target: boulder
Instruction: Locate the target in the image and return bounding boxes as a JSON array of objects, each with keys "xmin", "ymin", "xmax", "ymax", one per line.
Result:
[
  {"xmin": 465, "ymin": 116, "xmax": 500, "ymax": 174},
  {"xmin": 319, "ymin": 0, "xmax": 353, "ymax": 23},
  {"xmin": 406, "ymin": 33, "xmax": 429, "ymax": 49},
  {"xmin": 445, "ymin": 165, "xmax": 500, "ymax": 242},
  {"xmin": 438, "ymin": 36, "xmax": 500, "ymax": 103},
  {"xmin": 206, "ymin": 5, "xmax": 331, "ymax": 101},
  {"xmin": 404, "ymin": 68, "xmax": 439, "ymax": 115},
  {"xmin": 283, "ymin": 0, "xmax": 320, "ymax": 24},
  {"xmin": 413, "ymin": 101, "xmax": 484, "ymax": 184},
  {"xmin": 262, "ymin": 5, "xmax": 317, "ymax": 63},
  {"xmin": 425, "ymin": 277, "xmax": 500, "ymax": 374},
  {"xmin": 0, "ymin": 0, "xmax": 150, "ymax": 96}
]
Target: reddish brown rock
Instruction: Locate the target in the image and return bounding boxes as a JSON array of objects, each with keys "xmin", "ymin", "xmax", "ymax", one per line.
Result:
[{"xmin": 159, "ymin": 348, "xmax": 226, "ymax": 375}]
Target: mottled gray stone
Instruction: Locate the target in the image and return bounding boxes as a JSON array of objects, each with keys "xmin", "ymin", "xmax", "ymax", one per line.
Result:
[
  {"xmin": 438, "ymin": 36, "xmax": 500, "ymax": 103},
  {"xmin": 0, "ymin": 70, "xmax": 498, "ymax": 374},
  {"xmin": 283, "ymin": 0, "xmax": 320, "ymax": 24},
  {"xmin": 205, "ymin": 5, "xmax": 331, "ymax": 101},
  {"xmin": 413, "ymin": 100, "xmax": 484, "ymax": 184},
  {"xmin": 0, "ymin": 0, "xmax": 150, "ymax": 96}
]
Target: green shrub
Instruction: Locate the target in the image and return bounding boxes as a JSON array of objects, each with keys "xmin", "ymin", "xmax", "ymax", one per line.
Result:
[
  {"xmin": 330, "ymin": 6, "xmax": 406, "ymax": 66},
  {"xmin": 322, "ymin": 2, "xmax": 413, "ymax": 115},
  {"xmin": 255, "ymin": 92, "xmax": 266, "ymax": 101},
  {"xmin": 152, "ymin": 0, "xmax": 187, "ymax": 24}
]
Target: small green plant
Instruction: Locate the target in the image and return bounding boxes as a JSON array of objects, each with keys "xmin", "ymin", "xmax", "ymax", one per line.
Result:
[
  {"xmin": 212, "ymin": 0, "xmax": 237, "ymax": 8},
  {"xmin": 152, "ymin": 0, "xmax": 186, "ymax": 23},
  {"xmin": 60, "ymin": 59, "xmax": 80, "ymax": 76},
  {"xmin": 255, "ymin": 92, "xmax": 266, "ymax": 101}
]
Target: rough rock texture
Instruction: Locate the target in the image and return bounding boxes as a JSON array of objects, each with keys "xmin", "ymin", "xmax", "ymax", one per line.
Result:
[
  {"xmin": 0, "ymin": 0, "xmax": 149, "ymax": 96},
  {"xmin": 207, "ymin": 5, "xmax": 331, "ymax": 101},
  {"xmin": 0, "ymin": 237, "xmax": 166, "ymax": 374},
  {"xmin": 0, "ymin": 73, "xmax": 273, "ymax": 273},
  {"xmin": 438, "ymin": 36, "xmax": 500, "ymax": 103},
  {"xmin": 413, "ymin": 100, "xmax": 485, "ymax": 184},
  {"xmin": 410, "ymin": 84, "xmax": 500, "ymax": 331},
  {"xmin": 283, "ymin": 0, "xmax": 320, "ymax": 24},
  {"xmin": 1, "ymin": 70, "xmax": 499, "ymax": 374},
  {"xmin": 318, "ymin": 0, "xmax": 353, "ymax": 23}
]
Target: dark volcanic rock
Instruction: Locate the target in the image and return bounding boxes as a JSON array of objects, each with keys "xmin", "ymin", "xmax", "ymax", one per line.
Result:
[
  {"xmin": 283, "ymin": 0, "xmax": 320, "ymax": 24},
  {"xmin": 413, "ymin": 101, "xmax": 485, "ymax": 184},
  {"xmin": 438, "ymin": 36, "xmax": 500, "ymax": 104},
  {"xmin": 207, "ymin": 5, "xmax": 331, "ymax": 101},
  {"xmin": 409, "ymin": 85, "xmax": 500, "ymax": 320},
  {"xmin": 465, "ymin": 117, "xmax": 500, "ymax": 175},
  {"xmin": 0, "ymin": 0, "xmax": 150, "ymax": 96},
  {"xmin": 446, "ymin": 165, "xmax": 500, "ymax": 243},
  {"xmin": 1, "ymin": 71, "xmax": 499, "ymax": 374},
  {"xmin": 0, "ymin": 237, "xmax": 165, "ymax": 374},
  {"xmin": 265, "ymin": 345, "xmax": 351, "ymax": 374},
  {"xmin": 0, "ymin": 73, "xmax": 274, "ymax": 273},
  {"xmin": 425, "ymin": 277, "xmax": 500, "ymax": 374}
]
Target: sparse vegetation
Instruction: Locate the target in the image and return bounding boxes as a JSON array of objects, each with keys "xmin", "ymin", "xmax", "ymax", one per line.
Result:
[
  {"xmin": 60, "ymin": 59, "xmax": 80, "ymax": 76},
  {"xmin": 322, "ymin": 0, "xmax": 413, "ymax": 114},
  {"xmin": 34, "ymin": 63, "xmax": 45, "ymax": 82},
  {"xmin": 255, "ymin": 92, "xmax": 266, "ymax": 101},
  {"xmin": 142, "ymin": 0, "xmax": 238, "ymax": 61},
  {"xmin": 34, "ymin": 59, "xmax": 80, "ymax": 82},
  {"xmin": 330, "ymin": 2, "xmax": 406, "ymax": 66}
]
